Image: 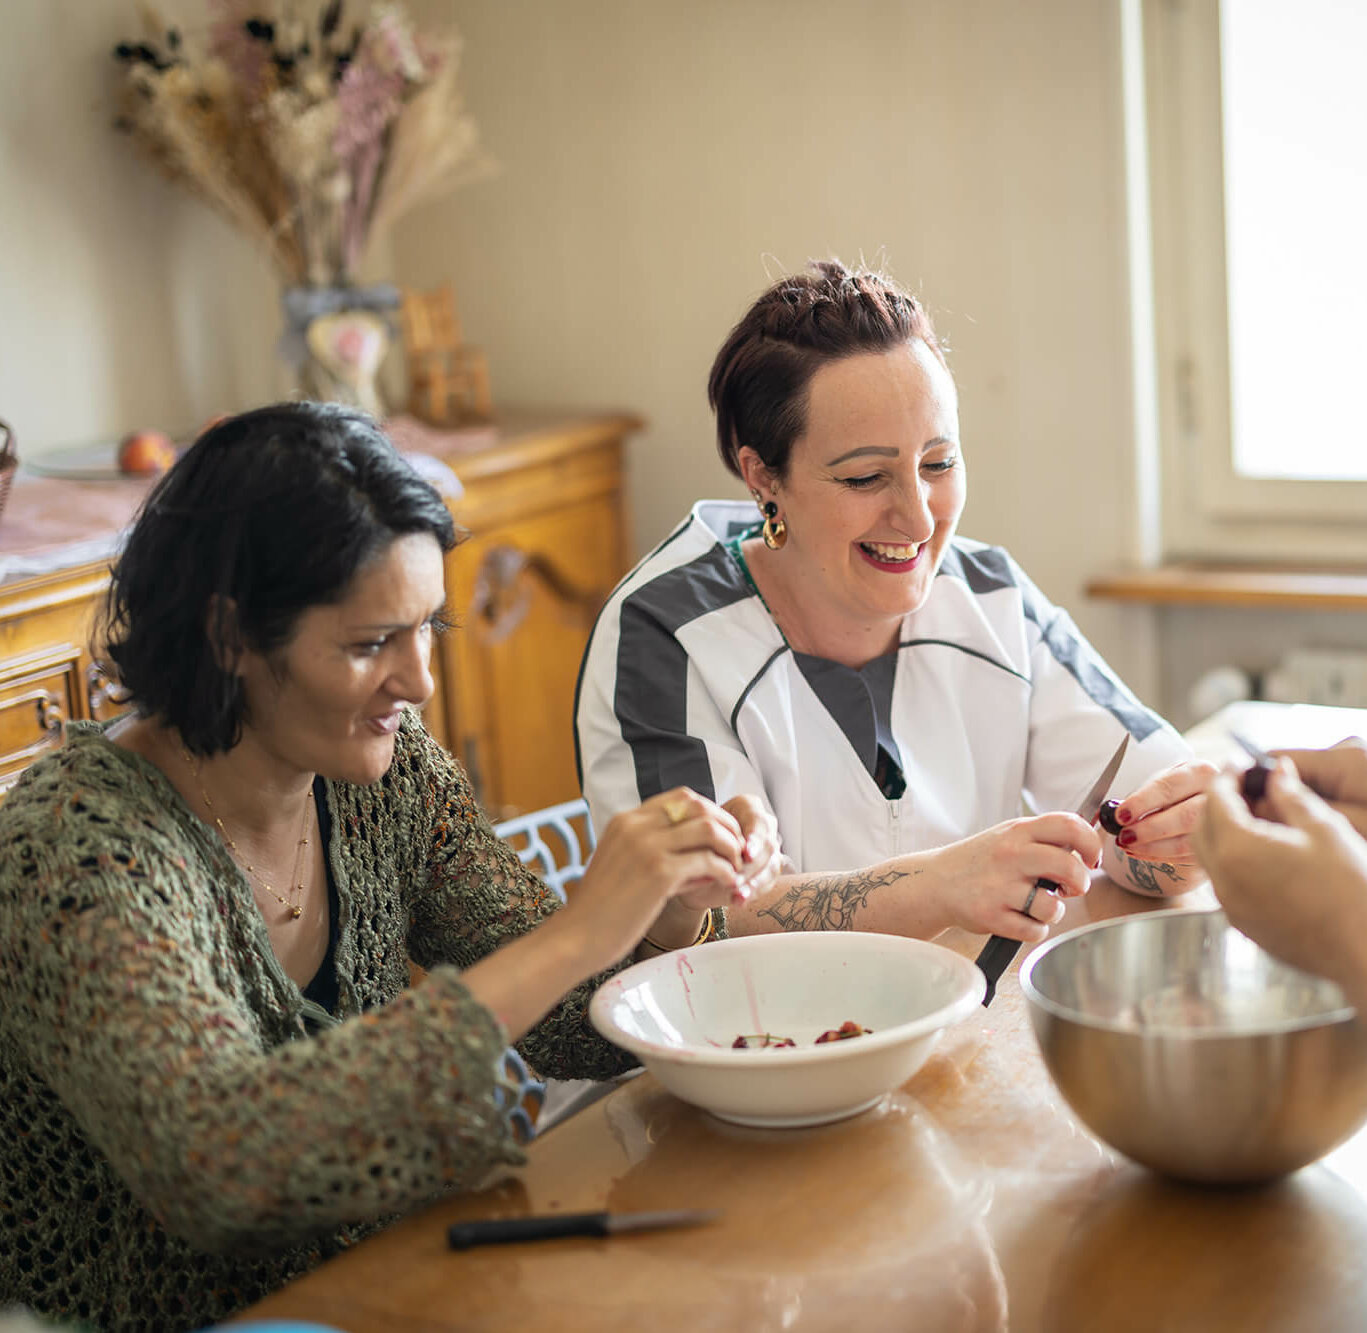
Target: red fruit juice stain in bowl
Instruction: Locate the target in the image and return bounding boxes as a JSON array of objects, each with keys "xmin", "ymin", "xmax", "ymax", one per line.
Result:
[{"xmin": 675, "ymin": 952, "xmax": 697, "ymax": 1020}]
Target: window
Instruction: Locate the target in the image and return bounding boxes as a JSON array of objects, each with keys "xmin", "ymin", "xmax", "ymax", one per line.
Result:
[{"xmin": 1142, "ymin": 0, "xmax": 1367, "ymax": 560}]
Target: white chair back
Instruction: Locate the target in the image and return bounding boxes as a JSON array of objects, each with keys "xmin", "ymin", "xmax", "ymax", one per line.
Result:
[{"xmin": 493, "ymin": 798, "xmax": 596, "ymax": 902}]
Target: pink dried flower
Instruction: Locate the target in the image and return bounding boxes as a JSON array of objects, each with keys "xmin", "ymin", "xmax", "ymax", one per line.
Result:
[
  {"xmin": 332, "ymin": 43, "xmax": 402, "ymax": 158},
  {"xmin": 340, "ymin": 134, "xmax": 384, "ymax": 273},
  {"xmin": 113, "ymin": 0, "xmax": 490, "ymax": 286},
  {"xmin": 206, "ymin": 0, "xmax": 269, "ymax": 93}
]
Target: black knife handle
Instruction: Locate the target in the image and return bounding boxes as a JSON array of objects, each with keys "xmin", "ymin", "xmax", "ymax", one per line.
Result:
[
  {"xmin": 975, "ymin": 935, "xmax": 1020, "ymax": 1007},
  {"xmin": 975, "ymin": 876, "xmax": 1058, "ymax": 1006},
  {"xmin": 448, "ymin": 1211, "xmax": 610, "ymax": 1249}
]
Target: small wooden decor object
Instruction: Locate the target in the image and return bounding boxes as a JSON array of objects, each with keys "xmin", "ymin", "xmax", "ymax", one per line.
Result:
[
  {"xmin": 0, "ymin": 420, "xmax": 16, "ymax": 528},
  {"xmin": 400, "ymin": 285, "xmax": 495, "ymax": 427}
]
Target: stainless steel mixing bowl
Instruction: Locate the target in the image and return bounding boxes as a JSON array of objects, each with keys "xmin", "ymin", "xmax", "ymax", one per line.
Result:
[{"xmin": 1021, "ymin": 909, "xmax": 1367, "ymax": 1184}]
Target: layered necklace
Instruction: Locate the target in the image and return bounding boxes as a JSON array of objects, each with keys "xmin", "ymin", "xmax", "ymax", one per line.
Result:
[{"xmin": 186, "ymin": 751, "xmax": 313, "ymax": 921}]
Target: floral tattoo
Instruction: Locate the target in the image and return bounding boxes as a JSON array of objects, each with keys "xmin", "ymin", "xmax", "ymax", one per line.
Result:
[{"xmin": 756, "ymin": 869, "xmax": 903, "ymax": 931}]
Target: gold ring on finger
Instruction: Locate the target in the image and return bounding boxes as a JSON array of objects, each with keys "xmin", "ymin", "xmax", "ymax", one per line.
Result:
[{"xmin": 662, "ymin": 797, "xmax": 691, "ymax": 827}]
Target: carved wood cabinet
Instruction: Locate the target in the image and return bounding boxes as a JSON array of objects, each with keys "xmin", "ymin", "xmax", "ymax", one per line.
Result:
[
  {"xmin": 430, "ymin": 414, "xmax": 636, "ymax": 819},
  {"xmin": 0, "ymin": 562, "xmax": 128, "ymax": 795},
  {"xmin": 0, "ymin": 413, "xmax": 637, "ymax": 815}
]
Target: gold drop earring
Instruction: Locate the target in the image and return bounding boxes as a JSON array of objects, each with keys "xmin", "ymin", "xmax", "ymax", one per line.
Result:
[{"xmin": 760, "ymin": 500, "xmax": 787, "ymax": 551}]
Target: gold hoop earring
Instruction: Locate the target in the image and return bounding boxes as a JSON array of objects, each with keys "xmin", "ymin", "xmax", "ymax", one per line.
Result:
[{"xmin": 761, "ymin": 500, "xmax": 788, "ymax": 551}]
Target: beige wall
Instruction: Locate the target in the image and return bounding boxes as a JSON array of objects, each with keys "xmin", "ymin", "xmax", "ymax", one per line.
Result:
[
  {"xmin": 2, "ymin": 0, "xmax": 1166, "ymax": 707},
  {"xmin": 0, "ymin": 0, "xmax": 397, "ymax": 447},
  {"xmin": 397, "ymin": 0, "xmax": 1162, "ymax": 703},
  {"xmin": 0, "ymin": 0, "xmax": 289, "ymax": 449}
]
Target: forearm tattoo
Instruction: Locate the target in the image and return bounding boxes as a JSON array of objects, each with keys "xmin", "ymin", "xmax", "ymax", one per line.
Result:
[
  {"xmin": 1121, "ymin": 852, "xmax": 1181, "ymax": 896},
  {"xmin": 757, "ymin": 868, "xmax": 903, "ymax": 931}
]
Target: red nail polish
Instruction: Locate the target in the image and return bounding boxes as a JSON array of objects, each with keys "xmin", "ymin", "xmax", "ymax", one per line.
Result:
[{"xmin": 1118, "ymin": 829, "xmax": 1136, "ymax": 848}]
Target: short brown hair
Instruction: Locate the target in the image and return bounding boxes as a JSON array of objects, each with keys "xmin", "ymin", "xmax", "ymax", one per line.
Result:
[{"xmin": 707, "ymin": 259, "xmax": 946, "ymax": 479}]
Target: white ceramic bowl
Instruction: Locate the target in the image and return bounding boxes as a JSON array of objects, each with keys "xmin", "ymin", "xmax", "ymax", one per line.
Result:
[{"xmin": 589, "ymin": 932, "xmax": 985, "ymax": 1128}]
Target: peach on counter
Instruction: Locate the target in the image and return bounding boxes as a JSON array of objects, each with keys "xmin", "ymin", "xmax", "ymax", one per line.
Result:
[{"xmin": 117, "ymin": 430, "xmax": 177, "ymax": 475}]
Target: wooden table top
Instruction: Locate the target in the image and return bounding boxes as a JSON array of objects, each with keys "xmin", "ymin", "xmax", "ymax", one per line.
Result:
[{"xmin": 234, "ymin": 865, "xmax": 1367, "ymax": 1333}]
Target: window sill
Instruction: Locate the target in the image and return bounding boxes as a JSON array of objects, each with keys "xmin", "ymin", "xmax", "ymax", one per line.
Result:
[{"xmin": 1085, "ymin": 564, "xmax": 1367, "ymax": 612}]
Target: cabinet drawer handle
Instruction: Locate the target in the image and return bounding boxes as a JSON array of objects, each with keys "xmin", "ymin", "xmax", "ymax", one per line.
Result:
[
  {"xmin": 472, "ymin": 545, "xmax": 603, "ymax": 642},
  {"xmin": 86, "ymin": 662, "xmax": 130, "ymax": 717},
  {"xmin": 36, "ymin": 692, "xmax": 65, "ymax": 735},
  {"xmin": 0, "ymin": 685, "xmax": 69, "ymax": 769}
]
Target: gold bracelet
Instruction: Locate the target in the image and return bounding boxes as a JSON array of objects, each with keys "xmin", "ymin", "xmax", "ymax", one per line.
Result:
[{"xmin": 642, "ymin": 907, "xmax": 716, "ymax": 953}]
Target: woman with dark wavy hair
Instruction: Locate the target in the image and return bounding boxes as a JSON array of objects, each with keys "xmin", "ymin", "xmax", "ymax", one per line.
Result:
[
  {"xmin": 0, "ymin": 401, "xmax": 778, "ymax": 1333},
  {"xmin": 578, "ymin": 259, "xmax": 1213, "ymax": 946}
]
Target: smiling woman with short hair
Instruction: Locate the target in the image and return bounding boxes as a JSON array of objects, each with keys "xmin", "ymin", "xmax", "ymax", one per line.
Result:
[{"xmin": 576, "ymin": 259, "xmax": 1215, "ymax": 946}]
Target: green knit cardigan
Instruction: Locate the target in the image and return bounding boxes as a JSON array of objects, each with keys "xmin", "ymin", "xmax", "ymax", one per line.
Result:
[{"xmin": 0, "ymin": 714, "xmax": 651, "ymax": 1333}]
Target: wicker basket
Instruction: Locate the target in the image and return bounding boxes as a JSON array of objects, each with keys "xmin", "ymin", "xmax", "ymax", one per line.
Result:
[{"xmin": 0, "ymin": 419, "xmax": 14, "ymax": 527}]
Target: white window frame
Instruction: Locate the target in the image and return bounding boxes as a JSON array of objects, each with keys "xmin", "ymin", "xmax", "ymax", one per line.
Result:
[{"xmin": 1143, "ymin": 0, "xmax": 1367, "ymax": 562}]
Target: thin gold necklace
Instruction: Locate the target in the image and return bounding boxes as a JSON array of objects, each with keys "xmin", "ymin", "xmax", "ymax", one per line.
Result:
[{"xmin": 186, "ymin": 751, "xmax": 313, "ymax": 921}]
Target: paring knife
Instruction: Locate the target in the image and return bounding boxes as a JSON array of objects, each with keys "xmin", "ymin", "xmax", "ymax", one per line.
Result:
[
  {"xmin": 1229, "ymin": 731, "xmax": 1276, "ymax": 802},
  {"xmin": 1229, "ymin": 730, "xmax": 1344, "ymax": 803},
  {"xmin": 975, "ymin": 733, "xmax": 1131, "ymax": 1006},
  {"xmin": 447, "ymin": 1208, "xmax": 720, "ymax": 1250}
]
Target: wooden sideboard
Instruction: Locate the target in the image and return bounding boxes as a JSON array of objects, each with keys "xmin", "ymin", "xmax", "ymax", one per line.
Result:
[
  {"xmin": 429, "ymin": 414, "xmax": 636, "ymax": 819},
  {"xmin": 0, "ymin": 412, "xmax": 638, "ymax": 816},
  {"xmin": 0, "ymin": 561, "xmax": 129, "ymax": 795}
]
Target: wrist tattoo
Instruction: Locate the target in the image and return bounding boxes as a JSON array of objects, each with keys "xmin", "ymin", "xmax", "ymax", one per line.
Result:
[
  {"xmin": 757, "ymin": 869, "xmax": 901, "ymax": 932},
  {"xmin": 1122, "ymin": 853, "xmax": 1180, "ymax": 896}
]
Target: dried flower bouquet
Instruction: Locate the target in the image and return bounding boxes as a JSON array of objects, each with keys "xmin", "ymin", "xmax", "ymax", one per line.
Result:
[{"xmin": 113, "ymin": 0, "xmax": 488, "ymax": 288}]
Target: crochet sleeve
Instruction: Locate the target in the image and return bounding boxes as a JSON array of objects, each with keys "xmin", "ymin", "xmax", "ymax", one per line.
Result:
[
  {"xmin": 396, "ymin": 721, "xmax": 640, "ymax": 1083},
  {"xmin": 0, "ymin": 763, "xmax": 538, "ymax": 1256}
]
